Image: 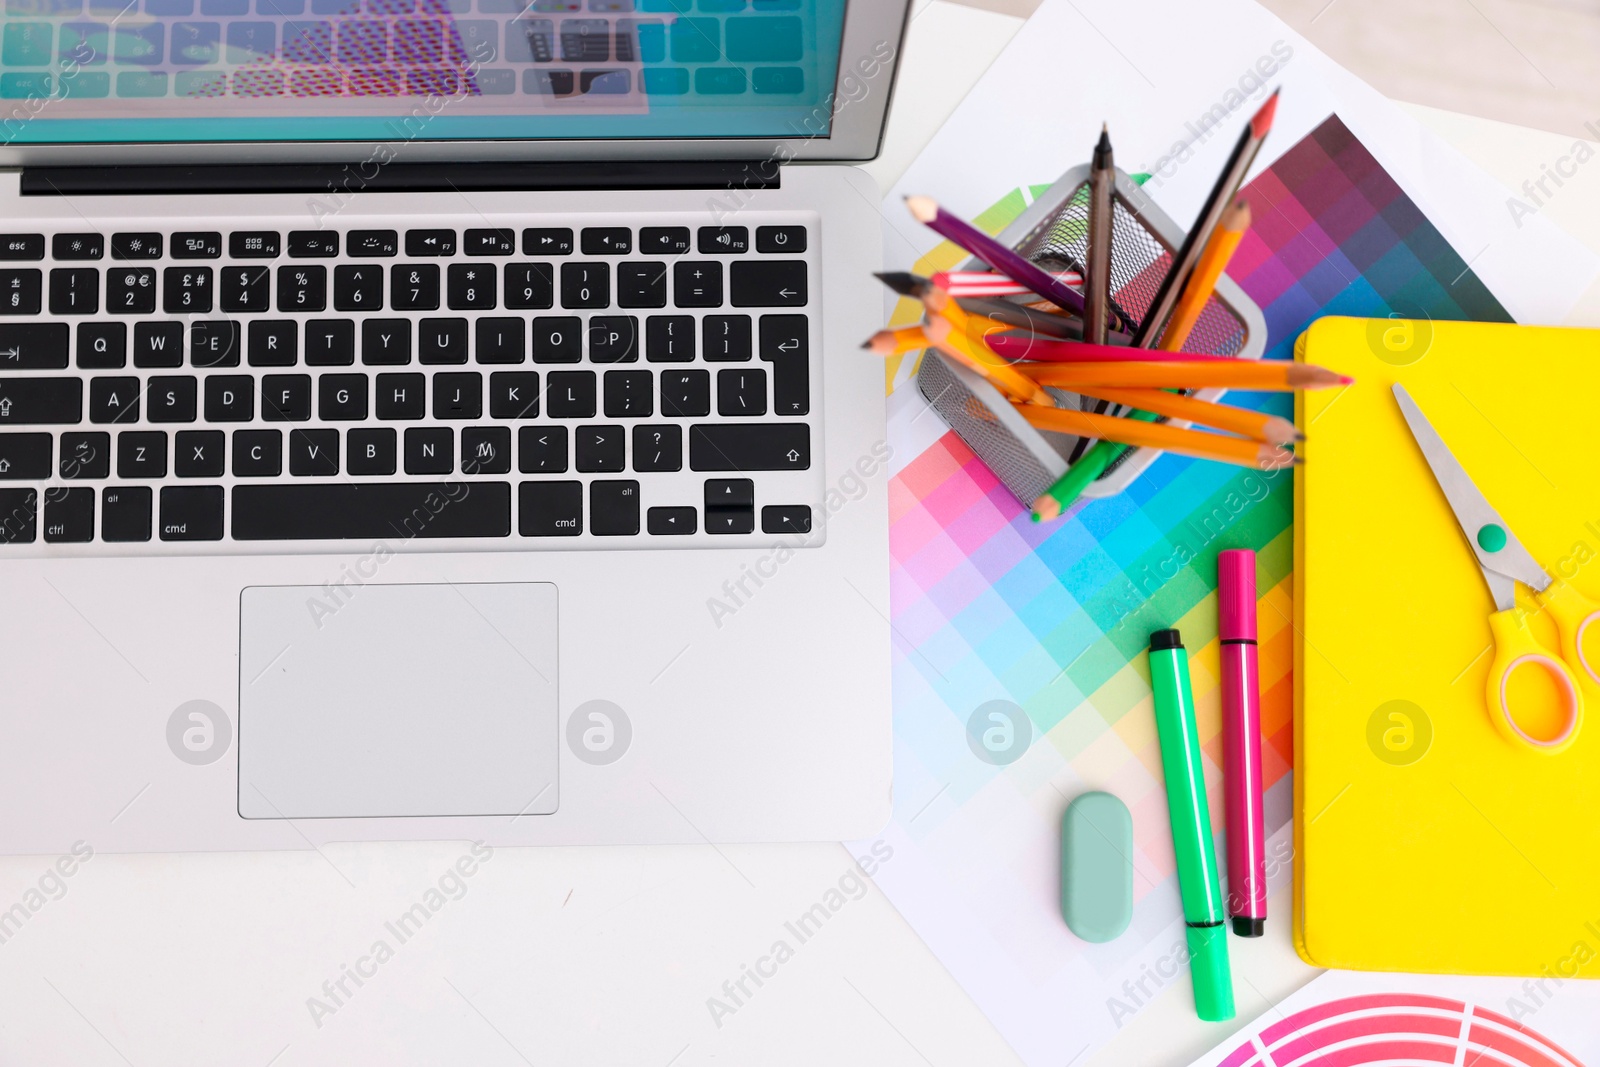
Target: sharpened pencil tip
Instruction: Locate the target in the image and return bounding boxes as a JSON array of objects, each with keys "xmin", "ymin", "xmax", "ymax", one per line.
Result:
[
  {"xmin": 1250, "ymin": 89, "xmax": 1280, "ymax": 138},
  {"xmin": 904, "ymin": 195, "xmax": 938, "ymax": 223}
]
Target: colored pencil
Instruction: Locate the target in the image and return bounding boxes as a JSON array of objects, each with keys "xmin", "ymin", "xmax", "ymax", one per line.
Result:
[
  {"xmin": 1069, "ymin": 385, "xmax": 1303, "ymax": 446},
  {"xmin": 1161, "ymin": 199, "xmax": 1250, "ymax": 353},
  {"xmin": 931, "ymin": 269, "xmax": 1083, "ymax": 296},
  {"xmin": 1135, "ymin": 90, "xmax": 1278, "ymax": 348},
  {"xmin": 923, "ymin": 316, "xmax": 1057, "ymax": 407},
  {"xmin": 863, "ymin": 325, "xmax": 928, "ymax": 357},
  {"xmin": 873, "ymin": 272, "xmax": 1089, "ymax": 340},
  {"xmin": 1012, "ymin": 403, "xmax": 1296, "ymax": 468},
  {"xmin": 904, "ymin": 195, "xmax": 1089, "ymax": 316},
  {"xmin": 1031, "ymin": 436, "xmax": 1142, "ymax": 522},
  {"xmin": 1019, "ymin": 360, "xmax": 1350, "ymax": 391},
  {"xmin": 1084, "ymin": 124, "xmax": 1115, "ymax": 348},
  {"xmin": 984, "ymin": 333, "xmax": 1222, "ymax": 364}
]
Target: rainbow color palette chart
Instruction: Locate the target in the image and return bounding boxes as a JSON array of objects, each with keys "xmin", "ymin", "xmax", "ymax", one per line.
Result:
[{"xmin": 862, "ymin": 116, "xmax": 1513, "ymax": 1067}]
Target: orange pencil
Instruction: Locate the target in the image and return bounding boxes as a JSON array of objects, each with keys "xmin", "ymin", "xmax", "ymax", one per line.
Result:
[
  {"xmin": 924, "ymin": 316, "xmax": 1056, "ymax": 407},
  {"xmin": 1161, "ymin": 199, "xmax": 1251, "ymax": 352},
  {"xmin": 1011, "ymin": 403, "xmax": 1297, "ymax": 469},
  {"xmin": 863, "ymin": 325, "xmax": 928, "ymax": 357},
  {"xmin": 1018, "ymin": 360, "xmax": 1351, "ymax": 391},
  {"xmin": 1069, "ymin": 385, "xmax": 1302, "ymax": 446}
]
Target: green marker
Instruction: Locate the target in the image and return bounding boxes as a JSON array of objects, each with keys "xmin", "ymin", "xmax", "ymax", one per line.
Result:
[{"xmin": 1147, "ymin": 628, "xmax": 1235, "ymax": 1022}]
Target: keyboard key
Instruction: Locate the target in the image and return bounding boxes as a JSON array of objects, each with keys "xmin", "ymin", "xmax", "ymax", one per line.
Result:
[
  {"xmin": 588, "ymin": 316, "xmax": 638, "ymax": 363},
  {"xmin": 60, "ymin": 432, "xmax": 110, "ymax": 479},
  {"xmin": 758, "ymin": 313, "xmax": 809, "ymax": 415},
  {"xmin": 705, "ymin": 479, "xmax": 753, "ymax": 507},
  {"xmin": 305, "ymin": 319, "xmax": 354, "ymax": 365},
  {"xmin": 519, "ymin": 480, "xmax": 580, "ymax": 536},
  {"xmin": 575, "ymin": 425, "xmax": 624, "ymax": 472},
  {"xmin": 287, "ymin": 230, "xmax": 338, "ymax": 258},
  {"xmin": 133, "ymin": 322, "xmax": 183, "ymax": 368},
  {"xmin": 48, "ymin": 269, "xmax": 99, "ymax": 315},
  {"xmin": 647, "ymin": 506, "xmax": 695, "ymax": 535},
  {"xmin": 522, "ymin": 228, "xmax": 573, "ymax": 256},
  {"xmin": 77, "ymin": 322, "xmax": 125, "ymax": 369},
  {"xmin": 546, "ymin": 371, "xmax": 595, "ymax": 418},
  {"xmin": 490, "ymin": 372, "xmax": 539, "ymax": 419},
  {"xmin": 147, "ymin": 375, "xmax": 198, "ymax": 422},
  {"xmin": 361, "ymin": 318, "xmax": 410, "ymax": 365},
  {"xmin": 233, "ymin": 481, "xmax": 511, "ymax": 539},
  {"xmin": 419, "ymin": 318, "xmax": 468, "ymax": 364},
  {"xmin": 174, "ymin": 430, "xmax": 225, "ymax": 477},
  {"xmin": 104, "ymin": 269, "xmax": 156, "ymax": 320},
  {"xmin": 731, "ymin": 260, "xmax": 806, "ymax": 307},
  {"xmin": 221, "ymin": 265, "xmax": 271, "ymax": 312},
  {"xmin": 505, "ymin": 263, "xmax": 553, "ymax": 309},
  {"xmin": 640, "ymin": 227, "xmax": 690, "ymax": 255},
  {"xmin": 0, "ymin": 235, "xmax": 44, "ymax": 261},
  {"xmin": 433, "ymin": 372, "xmax": 481, "ymax": 419},
  {"xmin": 461, "ymin": 426, "xmax": 511, "ymax": 474},
  {"xmin": 560, "ymin": 262, "xmax": 608, "ymax": 309},
  {"xmin": 404, "ymin": 426, "xmax": 452, "ymax": 474},
  {"xmin": 0, "ymin": 270, "xmax": 42, "ymax": 315},
  {"xmin": 518, "ymin": 426, "xmax": 566, "ymax": 473},
  {"xmin": 698, "ymin": 226, "xmax": 748, "ymax": 254},
  {"xmin": 756, "ymin": 225, "xmax": 806, "ymax": 253},
  {"xmin": 0, "ymin": 433, "xmax": 50, "ymax": 479},
  {"xmin": 289, "ymin": 428, "xmax": 339, "ymax": 475},
  {"xmin": 90, "ymin": 377, "xmax": 139, "ymax": 423},
  {"xmin": 334, "ymin": 264, "xmax": 384, "ymax": 311},
  {"xmin": 159, "ymin": 484, "xmax": 223, "ymax": 540},
  {"xmin": 589, "ymin": 479, "xmax": 638, "ymax": 535},
  {"xmin": 230, "ymin": 231, "xmax": 281, "ymax": 258},
  {"xmin": 673, "ymin": 261, "xmax": 721, "ymax": 308},
  {"xmin": 0, "ymin": 377, "xmax": 82, "ymax": 424},
  {"xmin": 171, "ymin": 232, "xmax": 222, "ymax": 259},
  {"xmin": 0, "ymin": 488, "xmax": 36, "ymax": 543},
  {"xmin": 465, "ymin": 229, "xmax": 515, "ymax": 257},
  {"xmin": 111, "ymin": 233, "xmax": 162, "ymax": 260},
  {"xmin": 617, "ymin": 261, "xmax": 667, "ymax": 308},
  {"xmin": 466, "ymin": 317, "xmax": 518, "ymax": 364},
  {"xmin": 232, "ymin": 429, "xmax": 281, "ymax": 477},
  {"xmin": 262, "ymin": 374, "xmax": 311, "ymax": 420},
  {"xmin": 249, "ymin": 320, "xmax": 297, "ymax": 366},
  {"xmin": 702, "ymin": 314, "xmax": 751, "ymax": 361},
  {"xmin": 101, "ymin": 486, "xmax": 150, "ymax": 542},
  {"xmin": 705, "ymin": 507, "xmax": 754, "ymax": 534},
  {"xmin": 645, "ymin": 315, "xmax": 694, "ymax": 362},
  {"xmin": 392, "ymin": 264, "xmax": 440, "ymax": 310},
  {"xmin": 448, "ymin": 263, "xmax": 496, "ymax": 310},
  {"xmin": 717, "ymin": 367, "xmax": 766, "ymax": 416},
  {"xmin": 348, "ymin": 229, "xmax": 398, "ymax": 258},
  {"xmin": 406, "ymin": 229, "xmax": 456, "ymax": 257},
  {"xmin": 163, "ymin": 267, "xmax": 213, "ymax": 314},
  {"xmin": 374, "ymin": 372, "xmax": 424, "ymax": 419},
  {"xmin": 580, "ymin": 227, "xmax": 631, "ymax": 256},
  {"xmin": 0, "ymin": 323, "xmax": 69, "ymax": 369},
  {"xmin": 347, "ymin": 427, "xmax": 396, "ymax": 475},
  {"xmin": 52, "ymin": 234, "xmax": 104, "ymax": 261},
  {"xmin": 191, "ymin": 320, "xmax": 241, "ymax": 367},
  {"xmin": 632, "ymin": 424, "xmax": 681, "ymax": 472},
  {"xmin": 204, "ymin": 375, "xmax": 253, "ymax": 421},
  {"xmin": 118, "ymin": 431, "xmax": 167, "ymax": 478},
  {"xmin": 689, "ymin": 423, "xmax": 808, "ymax": 471},
  {"xmin": 43, "ymin": 487, "xmax": 94, "ymax": 543},
  {"xmin": 660, "ymin": 369, "xmax": 709, "ymax": 417},
  {"xmin": 603, "ymin": 370, "xmax": 652, "ymax": 417},
  {"xmin": 532, "ymin": 317, "xmax": 581, "ymax": 363},
  {"xmin": 318, "ymin": 373, "xmax": 368, "ymax": 420}
]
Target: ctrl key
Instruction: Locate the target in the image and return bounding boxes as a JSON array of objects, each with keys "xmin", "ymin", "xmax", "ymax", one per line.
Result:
[
  {"xmin": 43, "ymin": 487, "xmax": 94, "ymax": 543},
  {"xmin": 519, "ymin": 480, "xmax": 582, "ymax": 537}
]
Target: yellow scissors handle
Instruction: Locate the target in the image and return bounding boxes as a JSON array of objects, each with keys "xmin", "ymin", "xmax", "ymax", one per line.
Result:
[
  {"xmin": 1538, "ymin": 578, "xmax": 1600, "ymax": 688},
  {"xmin": 1486, "ymin": 609, "xmax": 1584, "ymax": 753}
]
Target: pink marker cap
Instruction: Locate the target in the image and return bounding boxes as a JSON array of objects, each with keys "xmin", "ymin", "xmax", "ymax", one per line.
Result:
[{"xmin": 1217, "ymin": 550, "xmax": 1258, "ymax": 642}]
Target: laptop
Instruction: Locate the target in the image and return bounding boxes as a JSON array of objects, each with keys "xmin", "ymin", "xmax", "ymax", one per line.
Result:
[{"xmin": 0, "ymin": 0, "xmax": 905, "ymax": 851}]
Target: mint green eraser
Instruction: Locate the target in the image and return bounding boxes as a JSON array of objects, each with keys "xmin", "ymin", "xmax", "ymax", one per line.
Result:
[{"xmin": 1061, "ymin": 791, "xmax": 1133, "ymax": 943}]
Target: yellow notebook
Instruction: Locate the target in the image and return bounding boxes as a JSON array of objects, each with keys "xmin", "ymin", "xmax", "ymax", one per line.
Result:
[{"xmin": 1295, "ymin": 316, "xmax": 1600, "ymax": 977}]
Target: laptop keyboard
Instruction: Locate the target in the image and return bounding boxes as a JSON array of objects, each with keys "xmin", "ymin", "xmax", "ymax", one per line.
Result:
[{"xmin": 0, "ymin": 214, "xmax": 821, "ymax": 551}]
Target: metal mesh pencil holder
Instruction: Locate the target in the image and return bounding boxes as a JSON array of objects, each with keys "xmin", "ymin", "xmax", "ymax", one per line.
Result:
[{"xmin": 916, "ymin": 166, "xmax": 1268, "ymax": 505}]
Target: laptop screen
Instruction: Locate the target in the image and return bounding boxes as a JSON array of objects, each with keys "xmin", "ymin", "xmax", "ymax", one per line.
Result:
[{"xmin": 0, "ymin": 0, "xmax": 847, "ymax": 144}]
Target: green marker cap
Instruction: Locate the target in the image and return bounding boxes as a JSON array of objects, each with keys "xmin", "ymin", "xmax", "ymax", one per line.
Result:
[{"xmin": 1184, "ymin": 922, "xmax": 1236, "ymax": 1022}]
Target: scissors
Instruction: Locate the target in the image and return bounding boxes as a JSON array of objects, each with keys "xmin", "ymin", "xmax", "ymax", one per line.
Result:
[{"xmin": 1394, "ymin": 383, "xmax": 1600, "ymax": 753}]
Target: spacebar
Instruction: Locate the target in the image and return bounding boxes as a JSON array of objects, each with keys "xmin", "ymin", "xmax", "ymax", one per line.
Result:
[{"xmin": 232, "ymin": 482, "xmax": 511, "ymax": 540}]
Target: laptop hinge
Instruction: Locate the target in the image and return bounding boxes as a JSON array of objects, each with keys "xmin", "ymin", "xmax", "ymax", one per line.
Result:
[{"xmin": 19, "ymin": 160, "xmax": 781, "ymax": 196}]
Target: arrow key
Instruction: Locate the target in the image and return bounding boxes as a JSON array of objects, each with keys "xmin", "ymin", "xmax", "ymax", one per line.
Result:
[{"xmin": 647, "ymin": 506, "xmax": 696, "ymax": 535}]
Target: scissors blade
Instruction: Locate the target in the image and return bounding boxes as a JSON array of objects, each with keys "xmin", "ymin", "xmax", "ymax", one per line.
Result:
[{"xmin": 1392, "ymin": 383, "xmax": 1551, "ymax": 609}]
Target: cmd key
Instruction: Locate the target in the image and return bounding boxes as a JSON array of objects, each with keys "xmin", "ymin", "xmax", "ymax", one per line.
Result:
[
  {"xmin": 0, "ymin": 378, "xmax": 83, "ymax": 424},
  {"xmin": 0, "ymin": 323, "xmax": 69, "ymax": 369}
]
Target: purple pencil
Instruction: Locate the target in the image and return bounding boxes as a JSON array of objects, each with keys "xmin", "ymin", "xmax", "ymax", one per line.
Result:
[{"xmin": 904, "ymin": 195, "xmax": 1088, "ymax": 317}]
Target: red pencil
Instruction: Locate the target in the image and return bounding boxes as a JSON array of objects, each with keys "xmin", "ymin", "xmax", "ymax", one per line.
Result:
[
  {"xmin": 904, "ymin": 195, "xmax": 1088, "ymax": 316},
  {"xmin": 983, "ymin": 333, "xmax": 1229, "ymax": 364}
]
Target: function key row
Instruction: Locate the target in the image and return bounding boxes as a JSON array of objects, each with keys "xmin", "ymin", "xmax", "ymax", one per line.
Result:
[{"xmin": 0, "ymin": 226, "xmax": 809, "ymax": 262}]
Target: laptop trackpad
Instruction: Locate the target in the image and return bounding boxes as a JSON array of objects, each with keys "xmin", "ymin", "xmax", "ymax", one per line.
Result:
[{"xmin": 238, "ymin": 583, "xmax": 558, "ymax": 819}]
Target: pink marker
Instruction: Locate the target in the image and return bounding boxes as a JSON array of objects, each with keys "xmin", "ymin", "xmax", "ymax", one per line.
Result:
[{"xmin": 1218, "ymin": 549, "xmax": 1266, "ymax": 937}]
